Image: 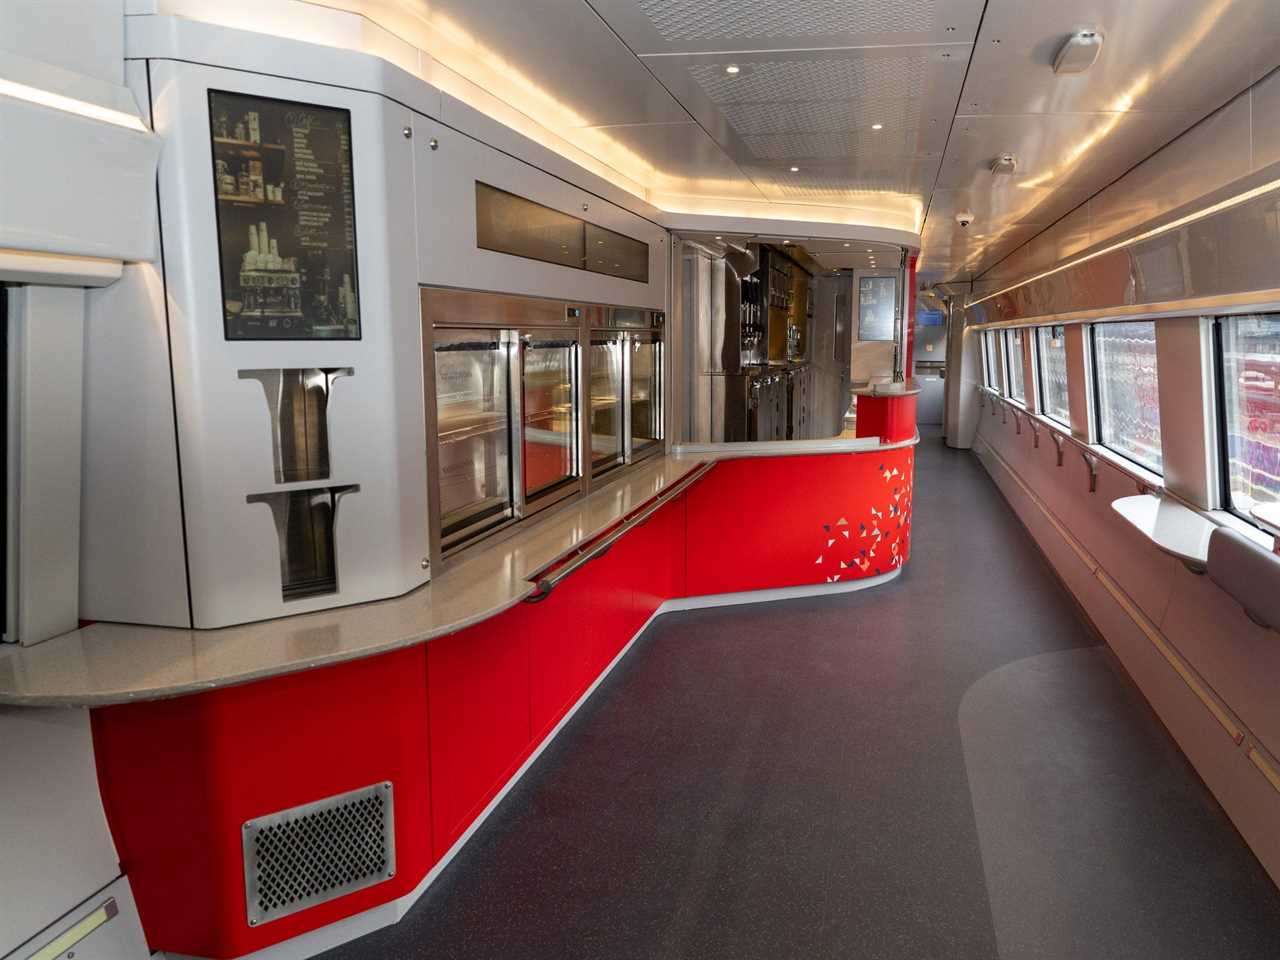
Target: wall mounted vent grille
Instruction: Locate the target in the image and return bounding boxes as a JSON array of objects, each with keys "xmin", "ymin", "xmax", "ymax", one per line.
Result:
[
  {"xmin": 242, "ymin": 782, "xmax": 395, "ymax": 926},
  {"xmin": 636, "ymin": 0, "xmax": 934, "ymax": 41}
]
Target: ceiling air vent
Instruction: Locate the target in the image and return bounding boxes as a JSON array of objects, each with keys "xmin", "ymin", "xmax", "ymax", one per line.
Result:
[
  {"xmin": 1054, "ymin": 29, "xmax": 1103, "ymax": 75},
  {"xmin": 242, "ymin": 782, "xmax": 395, "ymax": 926},
  {"xmin": 990, "ymin": 154, "xmax": 1018, "ymax": 175}
]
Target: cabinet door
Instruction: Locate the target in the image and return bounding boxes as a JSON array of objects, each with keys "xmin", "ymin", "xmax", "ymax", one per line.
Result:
[
  {"xmin": 583, "ymin": 535, "xmax": 636, "ymax": 675},
  {"xmin": 528, "ymin": 572, "xmax": 592, "ymax": 742},
  {"xmin": 427, "ymin": 615, "xmax": 531, "ymax": 859}
]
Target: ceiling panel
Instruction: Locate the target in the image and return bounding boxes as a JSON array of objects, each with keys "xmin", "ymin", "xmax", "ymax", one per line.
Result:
[
  {"xmin": 961, "ymin": 0, "xmax": 1280, "ymax": 118},
  {"xmin": 402, "ymin": 0, "xmax": 692, "ymax": 127},
  {"xmin": 587, "ymin": 0, "xmax": 987, "ymax": 53},
  {"xmin": 586, "ymin": 121, "xmax": 765, "ymax": 199},
  {"xmin": 743, "ymin": 158, "xmax": 942, "ymax": 203},
  {"xmin": 643, "ymin": 46, "xmax": 966, "ymax": 165}
]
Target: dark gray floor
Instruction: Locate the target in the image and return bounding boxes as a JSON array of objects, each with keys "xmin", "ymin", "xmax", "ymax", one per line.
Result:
[{"xmin": 322, "ymin": 430, "xmax": 1280, "ymax": 960}]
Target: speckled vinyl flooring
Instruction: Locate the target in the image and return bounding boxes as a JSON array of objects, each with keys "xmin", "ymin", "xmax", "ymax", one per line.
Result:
[{"xmin": 320, "ymin": 430, "xmax": 1280, "ymax": 960}]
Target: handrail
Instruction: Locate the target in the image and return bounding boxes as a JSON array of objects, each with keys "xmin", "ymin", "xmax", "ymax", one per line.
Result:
[{"xmin": 523, "ymin": 462, "xmax": 717, "ymax": 603}]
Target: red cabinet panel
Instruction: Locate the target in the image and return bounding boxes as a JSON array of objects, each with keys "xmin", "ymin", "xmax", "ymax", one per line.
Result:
[
  {"xmin": 685, "ymin": 450, "xmax": 914, "ymax": 597},
  {"xmin": 527, "ymin": 572, "xmax": 592, "ymax": 742},
  {"xmin": 582, "ymin": 538, "xmax": 635, "ymax": 674},
  {"xmin": 90, "ymin": 647, "xmax": 432, "ymax": 959},
  {"xmin": 427, "ymin": 616, "xmax": 532, "ymax": 858}
]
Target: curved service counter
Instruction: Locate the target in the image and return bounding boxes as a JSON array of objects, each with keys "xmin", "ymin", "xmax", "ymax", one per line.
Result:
[{"xmin": 0, "ymin": 434, "xmax": 916, "ymax": 959}]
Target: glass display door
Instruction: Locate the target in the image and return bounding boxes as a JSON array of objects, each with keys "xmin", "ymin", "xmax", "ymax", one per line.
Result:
[
  {"xmin": 520, "ymin": 333, "xmax": 580, "ymax": 507},
  {"xmin": 629, "ymin": 333, "xmax": 663, "ymax": 460},
  {"xmin": 589, "ymin": 333, "xmax": 625, "ymax": 476},
  {"xmin": 433, "ymin": 329, "xmax": 515, "ymax": 551}
]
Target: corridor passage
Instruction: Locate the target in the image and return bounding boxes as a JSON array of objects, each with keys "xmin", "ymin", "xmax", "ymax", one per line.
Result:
[{"xmin": 323, "ymin": 432, "xmax": 1280, "ymax": 960}]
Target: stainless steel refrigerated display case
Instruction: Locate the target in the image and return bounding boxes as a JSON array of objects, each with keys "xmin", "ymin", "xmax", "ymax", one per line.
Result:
[
  {"xmin": 423, "ymin": 288, "xmax": 584, "ymax": 559},
  {"xmin": 591, "ymin": 307, "xmax": 664, "ymax": 477}
]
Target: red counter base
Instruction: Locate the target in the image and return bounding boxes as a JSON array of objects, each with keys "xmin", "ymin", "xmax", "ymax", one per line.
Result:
[
  {"xmin": 855, "ymin": 392, "xmax": 918, "ymax": 444},
  {"xmin": 91, "ymin": 448, "xmax": 914, "ymax": 959}
]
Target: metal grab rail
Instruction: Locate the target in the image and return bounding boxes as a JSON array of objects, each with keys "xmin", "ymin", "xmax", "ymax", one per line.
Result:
[{"xmin": 523, "ymin": 462, "xmax": 717, "ymax": 603}]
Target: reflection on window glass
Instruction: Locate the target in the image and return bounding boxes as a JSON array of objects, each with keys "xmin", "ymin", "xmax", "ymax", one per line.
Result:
[
  {"xmin": 1093, "ymin": 321, "xmax": 1162, "ymax": 473},
  {"xmin": 1221, "ymin": 315, "xmax": 1280, "ymax": 518},
  {"xmin": 983, "ymin": 331, "xmax": 998, "ymax": 389},
  {"xmin": 1037, "ymin": 325, "xmax": 1070, "ymax": 423},
  {"xmin": 522, "ymin": 339, "xmax": 578, "ymax": 499},
  {"xmin": 630, "ymin": 337, "xmax": 662, "ymax": 454},
  {"xmin": 1005, "ymin": 329, "xmax": 1026, "ymax": 402}
]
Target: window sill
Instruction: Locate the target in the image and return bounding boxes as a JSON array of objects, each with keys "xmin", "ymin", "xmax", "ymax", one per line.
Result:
[{"xmin": 1112, "ymin": 494, "xmax": 1213, "ymax": 572}]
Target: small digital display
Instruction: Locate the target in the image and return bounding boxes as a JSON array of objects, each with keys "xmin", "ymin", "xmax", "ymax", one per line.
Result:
[{"xmin": 209, "ymin": 90, "xmax": 361, "ymax": 340}]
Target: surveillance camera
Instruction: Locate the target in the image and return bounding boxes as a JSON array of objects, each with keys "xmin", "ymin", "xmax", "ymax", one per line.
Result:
[{"xmin": 955, "ymin": 211, "xmax": 975, "ymax": 228}]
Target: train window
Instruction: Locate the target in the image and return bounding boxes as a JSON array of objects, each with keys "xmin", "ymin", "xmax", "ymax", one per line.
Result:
[
  {"xmin": 1218, "ymin": 314, "xmax": 1280, "ymax": 521},
  {"xmin": 1091, "ymin": 321, "xmax": 1162, "ymax": 474},
  {"xmin": 1005, "ymin": 329, "xmax": 1026, "ymax": 403},
  {"xmin": 1037, "ymin": 325, "xmax": 1070, "ymax": 424},
  {"xmin": 988, "ymin": 330, "xmax": 1006, "ymax": 393}
]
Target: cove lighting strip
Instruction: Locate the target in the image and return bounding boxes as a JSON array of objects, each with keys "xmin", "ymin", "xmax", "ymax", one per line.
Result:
[
  {"xmin": 0, "ymin": 77, "xmax": 148, "ymax": 131},
  {"xmin": 969, "ymin": 174, "xmax": 1280, "ymax": 309}
]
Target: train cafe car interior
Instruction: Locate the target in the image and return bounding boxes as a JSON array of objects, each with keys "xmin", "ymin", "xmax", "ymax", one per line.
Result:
[{"xmin": 9, "ymin": 2, "xmax": 1280, "ymax": 958}]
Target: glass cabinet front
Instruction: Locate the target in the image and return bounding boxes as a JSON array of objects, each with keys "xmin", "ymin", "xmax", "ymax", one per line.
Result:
[
  {"xmin": 433, "ymin": 329, "xmax": 514, "ymax": 550},
  {"xmin": 521, "ymin": 335, "xmax": 580, "ymax": 503},
  {"xmin": 630, "ymin": 334, "xmax": 663, "ymax": 459},
  {"xmin": 589, "ymin": 333, "xmax": 625, "ymax": 475}
]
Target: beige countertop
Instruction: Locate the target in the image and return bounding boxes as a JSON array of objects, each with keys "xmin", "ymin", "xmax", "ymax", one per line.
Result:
[
  {"xmin": 0, "ymin": 456, "xmax": 708, "ymax": 708},
  {"xmin": 851, "ymin": 381, "xmax": 922, "ymax": 398},
  {"xmin": 0, "ymin": 432, "xmax": 918, "ymax": 707}
]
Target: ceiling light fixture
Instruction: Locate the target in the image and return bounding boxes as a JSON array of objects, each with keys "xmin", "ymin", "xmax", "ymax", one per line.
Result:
[
  {"xmin": 871, "ymin": 123, "xmax": 883, "ymax": 130},
  {"xmin": 789, "ymin": 165, "xmax": 800, "ymax": 172},
  {"xmin": 725, "ymin": 64, "xmax": 740, "ymax": 75},
  {"xmin": 843, "ymin": 243, "xmax": 851, "ymax": 247},
  {"xmin": 0, "ymin": 77, "xmax": 148, "ymax": 131}
]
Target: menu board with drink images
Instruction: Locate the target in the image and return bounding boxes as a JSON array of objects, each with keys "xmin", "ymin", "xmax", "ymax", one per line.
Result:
[
  {"xmin": 209, "ymin": 91, "xmax": 361, "ymax": 340},
  {"xmin": 858, "ymin": 275, "xmax": 897, "ymax": 342}
]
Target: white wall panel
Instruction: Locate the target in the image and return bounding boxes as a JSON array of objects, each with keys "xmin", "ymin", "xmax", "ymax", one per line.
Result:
[
  {"xmin": 973, "ymin": 408, "xmax": 1280, "ymax": 890},
  {"xmin": 150, "ymin": 62, "xmax": 430, "ymax": 627},
  {"xmin": 0, "ymin": 708, "xmax": 121, "ymax": 955},
  {"xmin": 0, "ymin": 97, "xmax": 158, "ymax": 263},
  {"xmin": 0, "ymin": 0, "xmax": 124, "ymax": 85}
]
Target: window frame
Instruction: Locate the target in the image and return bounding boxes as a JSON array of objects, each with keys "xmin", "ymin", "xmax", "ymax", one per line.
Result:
[
  {"xmin": 1089, "ymin": 320, "xmax": 1164, "ymax": 476},
  {"xmin": 1211, "ymin": 313, "xmax": 1280, "ymax": 529},
  {"xmin": 1004, "ymin": 328, "xmax": 1026, "ymax": 405}
]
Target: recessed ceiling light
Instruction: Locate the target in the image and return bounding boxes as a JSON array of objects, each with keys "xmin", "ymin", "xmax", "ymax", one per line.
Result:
[
  {"xmin": 725, "ymin": 64, "xmax": 740, "ymax": 75},
  {"xmin": 714, "ymin": 235, "xmax": 722, "ymax": 240},
  {"xmin": 843, "ymin": 242, "xmax": 851, "ymax": 247},
  {"xmin": 783, "ymin": 240, "xmax": 792, "ymax": 245},
  {"xmin": 789, "ymin": 165, "xmax": 800, "ymax": 172},
  {"xmin": 866, "ymin": 249, "xmax": 873, "ymax": 253},
  {"xmin": 871, "ymin": 123, "xmax": 883, "ymax": 130}
]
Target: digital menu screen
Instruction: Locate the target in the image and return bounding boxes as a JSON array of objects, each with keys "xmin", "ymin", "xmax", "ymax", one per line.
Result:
[
  {"xmin": 209, "ymin": 91, "xmax": 361, "ymax": 340},
  {"xmin": 858, "ymin": 276, "xmax": 897, "ymax": 342}
]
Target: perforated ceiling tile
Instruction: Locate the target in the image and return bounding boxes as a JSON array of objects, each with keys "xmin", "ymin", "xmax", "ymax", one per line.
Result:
[
  {"xmin": 636, "ymin": 0, "xmax": 935, "ymax": 41},
  {"xmin": 741, "ymin": 132, "xmax": 911, "ymax": 162},
  {"xmin": 719, "ymin": 99, "xmax": 921, "ymax": 137},
  {"xmin": 689, "ymin": 57, "xmax": 930, "ymax": 107}
]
